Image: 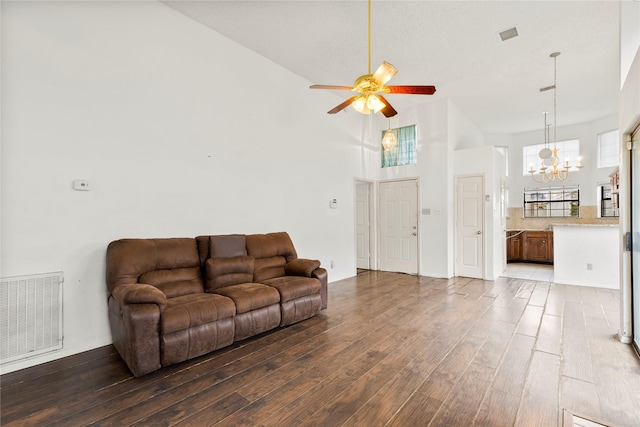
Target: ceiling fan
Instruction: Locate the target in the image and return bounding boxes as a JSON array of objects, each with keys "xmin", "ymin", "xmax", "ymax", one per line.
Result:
[{"xmin": 310, "ymin": 0, "xmax": 436, "ymax": 118}]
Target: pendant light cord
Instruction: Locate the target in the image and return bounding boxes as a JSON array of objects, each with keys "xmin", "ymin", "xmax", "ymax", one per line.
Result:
[
  {"xmin": 553, "ymin": 53, "xmax": 558, "ymax": 149},
  {"xmin": 367, "ymin": 0, "xmax": 371, "ymax": 75}
]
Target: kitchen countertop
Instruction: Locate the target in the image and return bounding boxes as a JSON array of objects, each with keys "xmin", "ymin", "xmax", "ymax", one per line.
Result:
[
  {"xmin": 506, "ymin": 224, "xmax": 619, "ymax": 231},
  {"xmin": 505, "ymin": 228, "xmax": 551, "ymax": 232},
  {"xmin": 550, "ymin": 223, "xmax": 619, "ymax": 228}
]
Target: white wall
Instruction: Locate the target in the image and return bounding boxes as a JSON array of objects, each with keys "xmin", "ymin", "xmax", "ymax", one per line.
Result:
[
  {"xmin": 449, "ymin": 101, "xmax": 484, "ymax": 151},
  {"xmin": 620, "ymin": 1, "xmax": 640, "ymax": 89},
  {"xmin": 553, "ymin": 225, "xmax": 619, "ymax": 289},
  {"xmin": 1, "ymin": 1, "xmax": 363, "ymax": 373}
]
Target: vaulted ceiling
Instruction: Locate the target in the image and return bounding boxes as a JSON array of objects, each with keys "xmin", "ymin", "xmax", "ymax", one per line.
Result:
[{"xmin": 163, "ymin": 1, "xmax": 621, "ymax": 135}]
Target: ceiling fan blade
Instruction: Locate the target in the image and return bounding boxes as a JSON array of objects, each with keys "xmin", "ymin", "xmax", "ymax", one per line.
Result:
[
  {"xmin": 310, "ymin": 85, "xmax": 353, "ymax": 91},
  {"xmin": 386, "ymin": 85, "xmax": 436, "ymax": 95},
  {"xmin": 377, "ymin": 95, "xmax": 397, "ymax": 118},
  {"xmin": 327, "ymin": 96, "xmax": 359, "ymax": 114},
  {"xmin": 371, "ymin": 61, "xmax": 398, "ymax": 86}
]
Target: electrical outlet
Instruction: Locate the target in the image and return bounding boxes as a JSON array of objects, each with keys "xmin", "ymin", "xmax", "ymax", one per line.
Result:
[
  {"xmin": 587, "ymin": 263, "xmax": 593, "ymax": 271},
  {"xmin": 330, "ymin": 260, "xmax": 335, "ymax": 268}
]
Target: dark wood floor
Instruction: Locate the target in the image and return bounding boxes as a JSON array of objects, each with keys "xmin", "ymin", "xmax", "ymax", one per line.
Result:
[{"xmin": 2, "ymin": 271, "xmax": 639, "ymax": 426}]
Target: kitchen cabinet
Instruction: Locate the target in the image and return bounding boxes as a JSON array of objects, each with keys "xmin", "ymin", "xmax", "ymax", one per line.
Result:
[
  {"xmin": 507, "ymin": 231, "xmax": 524, "ymax": 261},
  {"xmin": 507, "ymin": 230, "xmax": 553, "ymax": 264},
  {"xmin": 524, "ymin": 231, "xmax": 553, "ymax": 263}
]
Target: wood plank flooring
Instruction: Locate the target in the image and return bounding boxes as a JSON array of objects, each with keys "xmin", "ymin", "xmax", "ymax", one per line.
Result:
[{"xmin": 2, "ymin": 271, "xmax": 639, "ymax": 426}]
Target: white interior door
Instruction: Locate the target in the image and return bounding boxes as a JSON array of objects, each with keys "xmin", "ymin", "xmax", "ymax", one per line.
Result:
[
  {"xmin": 456, "ymin": 175, "xmax": 484, "ymax": 278},
  {"xmin": 379, "ymin": 180, "xmax": 418, "ymax": 274},
  {"xmin": 355, "ymin": 181, "xmax": 372, "ymax": 270}
]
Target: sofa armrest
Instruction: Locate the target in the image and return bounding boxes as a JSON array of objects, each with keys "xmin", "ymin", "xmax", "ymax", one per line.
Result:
[
  {"xmin": 108, "ymin": 283, "xmax": 166, "ymax": 377},
  {"xmin": 312, "ymin": 267, "xmax": 328, "ymax": 310},
  {"xmin": 285, "ymin": 258, "xmax": 321, "ymax": 277},
  {"xmin": 111, "ymin": 283, "xmax": 167, "ymax": 311}
]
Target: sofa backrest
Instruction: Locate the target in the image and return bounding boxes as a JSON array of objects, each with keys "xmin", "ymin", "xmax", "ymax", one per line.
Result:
[
  {"xmin": 106, "ymin": 238, "xmax": 203, "ymax": 298},
  {"xmin": 246, "ymin": 232, "xmax": 297, "ymax": 282},
  {"xmin": 204, "ymin": 256, "xmax": 255, "ymax": 291}
]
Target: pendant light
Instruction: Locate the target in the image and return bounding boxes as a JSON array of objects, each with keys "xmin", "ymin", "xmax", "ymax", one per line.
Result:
[
  {"xmin": 381, "ymin": 119, "xmax": 397, "ymax": 151},
  {"xmin": 529, "ymin": 52, "xmax": 583, "ymax": 183}
]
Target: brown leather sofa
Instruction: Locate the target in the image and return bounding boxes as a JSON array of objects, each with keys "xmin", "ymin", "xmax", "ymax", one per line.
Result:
[{"xmin": 106, "ymin": 232, "xmax": 327, "ymax": 377}]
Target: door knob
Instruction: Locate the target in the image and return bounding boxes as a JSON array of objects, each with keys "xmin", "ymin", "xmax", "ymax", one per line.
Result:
[
  {"xmin": 412, "ymin": 232, "xmax": 417, "ymax": 236},
  {"xmin": 477, "ymin": 231, "xmax": 482, "ymax": 235}
]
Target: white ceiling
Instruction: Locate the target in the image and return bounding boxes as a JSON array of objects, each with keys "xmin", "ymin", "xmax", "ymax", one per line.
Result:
[{"xmin": 163, "ymin": 0, "xmax": 621, "ymax": 135}]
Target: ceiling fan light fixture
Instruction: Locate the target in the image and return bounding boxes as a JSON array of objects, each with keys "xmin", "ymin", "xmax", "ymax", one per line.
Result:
[
  {"xmin": 310, "ymin": 0, "xmax": 436, "ymax": 117},
  {"xmin": 366, "ymin": 94, "xmax": 385, "ymax": 112},
  {"xmin": 352, "ymin": 96, "xmax": 368, "ymax": 113},
  {"xmin": 351, "ymin": 96, "xmax": 367, "ymax": 113},
  {"xmin": 373, "ymin": 62, "xmax": 398, "ymax": 86}
]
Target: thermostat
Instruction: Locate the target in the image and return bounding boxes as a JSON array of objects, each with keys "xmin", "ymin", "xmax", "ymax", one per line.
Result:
[{"xmin": 73, "ymin": 180, "xmax": 90, "ymax": 191}]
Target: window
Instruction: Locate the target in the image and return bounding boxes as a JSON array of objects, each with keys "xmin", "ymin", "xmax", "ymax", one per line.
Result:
[
  {"xmin": 598, "ymin": 183, "xmax": 619, "ymax": 217},
  {"xmin": 522, "ymin": 139, "xmax": 580, "ymax": 176},
  {"xmin": 381, "ymin": 124, "xmax": 417, "ymax": 168},
  {"xmin": 598, "ymin": 129, "xmax": 619, "ymax": 168},
  {"xmin": 523, "ymin": 186, "xmax": 579, "ymax": 218}
]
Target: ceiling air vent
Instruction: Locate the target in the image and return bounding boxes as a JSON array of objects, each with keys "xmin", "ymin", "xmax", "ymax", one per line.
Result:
[{"xmin": 499, "ymin": 26, "xmax": 518, "ymax": 42}]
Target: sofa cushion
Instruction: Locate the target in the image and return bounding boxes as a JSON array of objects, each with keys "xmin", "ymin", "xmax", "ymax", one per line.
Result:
[
  {"xmin": 213, "ymin": 283, "xmax": 280, "ymax": 314},
  {"xmin": 261, "ymin": 276, "xmax": 322, "ymax": 303},
  {"xmin": 285, "ymin": 259, "xmax": 321, "ymax": 277},
  {"xmin": 253, "ymin": 256, "xmax": 287, "ymax": 283},
  {"xmin": 246, "ymin": 232, "xmax": 298, "ymax": 282},
  {"xmin": 106, "ymin": 238, "xmax": 200, "ymax": 293},
  {"xmin": 205, "ymin": 256, "xmax": 254, "ymax": 291},
  {"xmin": 161, "ymin": 293, "xmax": 236, "ymax": 335},
  {"xmin": 140, "ymin": 267, "xmax": 203, "ymax": 298}
]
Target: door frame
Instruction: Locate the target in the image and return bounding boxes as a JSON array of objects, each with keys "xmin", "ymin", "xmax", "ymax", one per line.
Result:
[
  {"xmin": 621, "ymin": 120, "xmax": 640, "ymax": 348},
  {"xmin": 354, "ymin": 178, "xmax": 376, "ymax": 271},
  {"xmin": 454, "ymin": 173, "xmax": 486, "ymax": 279},
  {"xmin": 377, "ymin": 177, "xmax": 420, "ymax": 275}
]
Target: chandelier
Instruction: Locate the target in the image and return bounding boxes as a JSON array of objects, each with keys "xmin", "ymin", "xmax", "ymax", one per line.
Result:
[{"xmin": 528, "ymin": 52, "xmax": 582, "ymax": 183}]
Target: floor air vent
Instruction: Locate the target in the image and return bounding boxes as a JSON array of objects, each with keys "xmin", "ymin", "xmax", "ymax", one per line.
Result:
[{"xmin": 1, "ymin": 272, "xmax": 64, "ymax": 364}]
